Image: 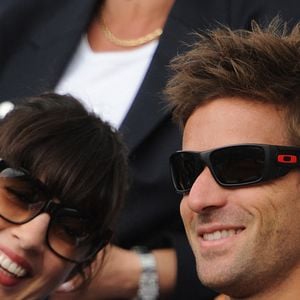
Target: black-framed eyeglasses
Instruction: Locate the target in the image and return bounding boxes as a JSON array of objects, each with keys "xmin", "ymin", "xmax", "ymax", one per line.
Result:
[
  {"xmin": 170, "ymin": 144, "xmax": 300, "ymax": 194},
  {"xmin": 0, "ymin": 159, "xmax": 111, "ymax": 263}
]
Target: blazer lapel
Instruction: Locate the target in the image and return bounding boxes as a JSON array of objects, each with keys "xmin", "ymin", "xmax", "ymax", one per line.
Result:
[
  {"xmin": 119, "ymin": 0, "xmax": 231, "ymax": 154},
  {"xmin": 119, "ymin": 1, "xmax": 203, "ymax": 154},
  {"xmin": 0, "ymin": 0, "xmax": 99, "ymax": 101}
]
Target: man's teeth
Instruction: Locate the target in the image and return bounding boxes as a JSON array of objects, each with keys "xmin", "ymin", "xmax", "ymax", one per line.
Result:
[
  {"xmin": 0, "ymin": 251, "xmax": 27, "ymax": 277},
  {"xmin": 203, "ymin": 229, "xmax": 241, "ymax": 241}
]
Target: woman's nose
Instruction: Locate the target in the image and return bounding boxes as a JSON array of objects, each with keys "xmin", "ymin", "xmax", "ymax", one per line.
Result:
[
  {"xmin": 186, "ymin": 167, "xmax": 229, "ymax": 213},
  {"xmin": 11, "ymin": 213, "xmax": 50, "ymax": 253}
]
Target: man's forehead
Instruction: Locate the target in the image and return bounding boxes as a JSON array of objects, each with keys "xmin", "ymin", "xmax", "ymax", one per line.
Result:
[{"xmin": 182, "ymin": 97, "xmax": 288, "ymax": 151}]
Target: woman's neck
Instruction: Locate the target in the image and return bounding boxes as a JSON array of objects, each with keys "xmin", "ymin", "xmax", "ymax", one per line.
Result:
[
  {"xmin": 88, "ymin": 0, "xmax": 175, "ymax": 51},
  {"xmin": 102, "ymin": 0, "xmax": 174, "ymax": 26}
]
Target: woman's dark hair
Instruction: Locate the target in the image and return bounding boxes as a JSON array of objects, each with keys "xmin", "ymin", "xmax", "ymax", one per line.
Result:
[{"xmin": 0, "ymin": 93, "xmax": 128, "ymax": 278}]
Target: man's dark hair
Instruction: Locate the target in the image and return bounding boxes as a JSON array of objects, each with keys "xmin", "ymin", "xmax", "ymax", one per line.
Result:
[{"xmin": 165, "ymin": 19, "xmax": 300, "ymax": 145}]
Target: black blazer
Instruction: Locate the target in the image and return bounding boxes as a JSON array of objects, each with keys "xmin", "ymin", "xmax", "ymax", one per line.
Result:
[{"xmin": 0, "ymin": 1, "xmax": 299, "ymax": 299}]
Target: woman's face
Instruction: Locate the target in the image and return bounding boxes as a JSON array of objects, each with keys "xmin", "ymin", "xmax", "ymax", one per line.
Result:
[
  {"xmin": 0, "ymin": 212, "xmax": 75, "ymax": 299},
  {"xmin": 0, "ymin": 163, "xmax": 78, "ymax": 300}
]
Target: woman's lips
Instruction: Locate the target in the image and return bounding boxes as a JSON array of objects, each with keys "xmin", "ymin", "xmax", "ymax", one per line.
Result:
[
  {"xmin": 0, "ymin": 251, "xmax": 27, "ymax": 278},
  {"xmin": 0, "ymin": 246, "xmax": 33, "ymax": 286}
]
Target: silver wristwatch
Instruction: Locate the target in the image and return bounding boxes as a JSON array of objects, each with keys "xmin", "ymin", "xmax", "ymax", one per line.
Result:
[{"xmin": 133, "ymin": 247, "xmax": 159, "ymax": 300}]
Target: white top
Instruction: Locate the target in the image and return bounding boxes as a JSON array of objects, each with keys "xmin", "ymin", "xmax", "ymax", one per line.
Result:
[{"xmin": 55, "ymin": 35, "xmax": 158, "ymax": 128}]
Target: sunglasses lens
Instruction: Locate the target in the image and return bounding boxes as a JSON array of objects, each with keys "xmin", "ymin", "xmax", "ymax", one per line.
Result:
[
  {"xmin": 0, "ymin": 166, "xmax": 47, "ymax": 223},
  {"xmin": 211, "ymin": 146, "xmax": 265, "ymax": 185},
  {"xmin": 170, "ymin": 152, "xmax": 205, "ymax": 192},
  {"xmin": 48, "ymin": 212, "xmax": 93, "ymax": 262}
]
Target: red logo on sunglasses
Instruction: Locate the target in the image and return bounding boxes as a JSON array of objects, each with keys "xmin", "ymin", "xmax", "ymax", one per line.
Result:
[{"xmin": 277, "ymin": 154, "xmax": 298, "ymax": 164}]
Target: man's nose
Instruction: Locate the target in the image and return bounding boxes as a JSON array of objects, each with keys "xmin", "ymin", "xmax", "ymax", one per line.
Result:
[
  {"xmin": 186, "ymin": 167, "xmax": 229, "ymax": 213},
  {"xmin": 11, "ymin": 213, "xmax": 50, "ymax": 253}
]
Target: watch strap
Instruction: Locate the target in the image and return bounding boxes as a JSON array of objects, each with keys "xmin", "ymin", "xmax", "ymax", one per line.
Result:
[{"xmin": 133, "ymin": 247, "xmax": 159, "ymax": 300}]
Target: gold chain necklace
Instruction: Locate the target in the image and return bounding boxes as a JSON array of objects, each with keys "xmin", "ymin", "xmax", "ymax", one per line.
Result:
[{"xmin": 99, "ymin": 19, "xmax": 163, "ymax": 47}]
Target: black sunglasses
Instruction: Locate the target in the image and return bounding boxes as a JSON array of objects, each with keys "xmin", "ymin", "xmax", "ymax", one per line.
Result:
[
  {"xmin": 170, "ymin": 144, "xmax": 300, "ymax": 194},
  {"xmin": 0, "ymin": 159, "xmax": 111, "ymax": 263}
]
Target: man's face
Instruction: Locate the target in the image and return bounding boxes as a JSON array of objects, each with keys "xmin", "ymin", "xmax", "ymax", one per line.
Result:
[{"xmin": 181, "ymin": 97, "xmax": 300, "ymax": 298}]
